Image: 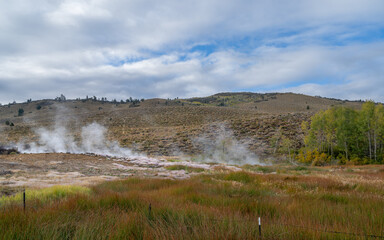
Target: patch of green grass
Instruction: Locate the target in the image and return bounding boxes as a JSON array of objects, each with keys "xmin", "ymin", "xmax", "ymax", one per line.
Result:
[
  {"xmin": 257, "ymin": 166, "xmax": 275, "ymax": 173},
  {"xmin": 292, "ymin": 166, "xmax": 308, "ymax": 171},
  {"xmin": 242, "ymin": 164, "xmax": 276, "ymax": 173},
  {"xmin": 165, "ymin": 165, "xmax": 205, "ymax": 173},
  {"xmin": 166, "ymin": 158, "xmax": 182, "ymax": 162},
  {"xmin": 0, "ymin": 185, "xmax": 90, "ymax": 206},
  {"xmin": 221, "ymin": 171, "xmax": 254, "ymax": 183},
  {"xmin": 320, "ymin": 193, "xmax": 349, "ymax": 204}
]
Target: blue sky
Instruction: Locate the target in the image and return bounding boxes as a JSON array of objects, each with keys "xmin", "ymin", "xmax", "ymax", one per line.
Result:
[{"xmin": 0, "ymin": 0, "xmax": 383, "ymax": 103}]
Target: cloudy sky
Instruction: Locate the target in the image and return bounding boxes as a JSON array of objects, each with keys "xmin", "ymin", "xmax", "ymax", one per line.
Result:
[{"xmin": 1, "ymin": 0, "xmax": 384, "ymax": 103}]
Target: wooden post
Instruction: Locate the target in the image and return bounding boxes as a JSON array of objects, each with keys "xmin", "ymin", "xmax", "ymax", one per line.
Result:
[
  {"xmin": 258, "ymin": 217, "xmax": 261, "ymax": 239},
  {"xmin": 23, "ymin": 189, "xmax": 26, "ymax": 212},
  {"xmin": 149, "ymin": 203, "xmax": 152, "ymax": 216}
]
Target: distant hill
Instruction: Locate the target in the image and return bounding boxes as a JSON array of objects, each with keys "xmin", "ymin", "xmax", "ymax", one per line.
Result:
[
  {"xmin": 0, "ymin": 92, "xmax": 366, "ymax": 160},
  {"xmin": 183, "ymin": 92, "xmax": 363, "ymax": 113}
]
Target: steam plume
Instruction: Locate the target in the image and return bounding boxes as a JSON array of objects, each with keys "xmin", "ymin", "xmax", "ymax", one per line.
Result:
[
  {"xmin": 17, "ymin": 122, "xmax": 137, "ymax": 157},
  {"xmin": 192, "ymin": 124, "xmax": 265, "ymax": 165}
]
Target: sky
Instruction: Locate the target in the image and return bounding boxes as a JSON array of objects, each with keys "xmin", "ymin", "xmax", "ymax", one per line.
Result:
[{"xmin": 0, "ymin": 0, "xmax": 384, "ymax": 103}]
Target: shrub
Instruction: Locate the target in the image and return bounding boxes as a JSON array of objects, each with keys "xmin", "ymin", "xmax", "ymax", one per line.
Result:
[
  {"xmin": 349, "ymin": 155, "xmax": 362, "ymax": 165},
  {"xmin": 337, "ymin": 154, "xmax": 347, "ymax": 165},
  {"xmin": 312, "ymin": 153, "xmax": 329, "ymax": 166},
  {"xmin": 18, "ymin": 108, "xmax": 24, "ymax": 116}
]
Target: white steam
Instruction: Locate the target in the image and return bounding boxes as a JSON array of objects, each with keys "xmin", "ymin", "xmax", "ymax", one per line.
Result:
[
  {"xmin": 17, "ymin": 122, "xmax": 137, "ymax": 157},
  {"xmin": 15, "ymin": 121, "xmax": 265, "ymax": 166},
  {"xmin": 193, "ymin": 124, "xmax": 265, "ymax": 165},
  {"xmin": 35, "ymin": 126, "xmax": 78, "ymax": 153},
  {"xmin": 81, "ymin": 123, "xmax": 108, "ymax": 153}
]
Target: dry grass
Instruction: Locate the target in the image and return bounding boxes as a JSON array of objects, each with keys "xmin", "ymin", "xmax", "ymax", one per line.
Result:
[{"xmin": 1, "ymin": 165, "xmax": 383, "ymax": 239}]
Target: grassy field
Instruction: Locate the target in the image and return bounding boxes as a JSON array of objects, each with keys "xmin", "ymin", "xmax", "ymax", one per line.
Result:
[{"xmin": 1, "ymin": 165, "xmax": 383, "ymax": 239}]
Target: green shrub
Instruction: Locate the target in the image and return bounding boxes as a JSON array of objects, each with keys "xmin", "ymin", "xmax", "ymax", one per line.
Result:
[{"xmin": 18, "ymin": 108, "xmax": 24, "ymax": 116}]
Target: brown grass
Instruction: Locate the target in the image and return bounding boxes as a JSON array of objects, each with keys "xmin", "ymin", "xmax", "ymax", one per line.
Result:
[{"xmin": 1, "ymin": 166, "xmax": 383, "ymax": 239}]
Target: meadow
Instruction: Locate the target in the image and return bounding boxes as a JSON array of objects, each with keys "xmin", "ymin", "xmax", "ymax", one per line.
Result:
[{"xmin": 1, "ymin": 165, "xmax": 384, "ymax": 239}]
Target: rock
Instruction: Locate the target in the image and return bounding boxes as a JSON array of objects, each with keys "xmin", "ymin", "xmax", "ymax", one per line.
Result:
[{"xmin": 0, "ymin": 170, "xmax": 12, "ymax": 175}]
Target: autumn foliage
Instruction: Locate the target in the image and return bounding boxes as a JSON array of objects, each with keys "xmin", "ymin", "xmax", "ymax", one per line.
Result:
[{"xmin": 300, "ymin": 101, "xmax": 384, "ymax": 165}]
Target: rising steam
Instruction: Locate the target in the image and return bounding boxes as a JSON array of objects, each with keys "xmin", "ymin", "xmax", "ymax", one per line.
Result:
[
  {"xmin": 17, "ymin": 122, "xmax": 137, "ymax": 157},
  {"xmin": 15, "ymin": 120, "xmax": 264, "ymax": 166},
  {"xmin": 192, "ymin": 124, "xmax": 265, "ymax": 165}
]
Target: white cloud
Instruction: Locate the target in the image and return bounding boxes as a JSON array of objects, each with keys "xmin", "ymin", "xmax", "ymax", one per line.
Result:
[
  {"xmin": 0, "ymin": 0, "xmax": 383, "ymax": 103},
  {"xmin": 1, "ymin": 41, "xmax": 382, "ymax": 103},
  {"xmin": 47, "ymin": 0, "xmax": 112, "ymax": 26}
]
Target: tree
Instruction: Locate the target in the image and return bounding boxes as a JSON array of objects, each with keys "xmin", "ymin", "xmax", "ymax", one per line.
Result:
[
  {"xmin": 55, "ymin": 94, "xmax": 66, "ymax": 101},
  {"xmin": 333, "ymin": 107, "xmax": 358, "ymax": 160},
  {"xmin": 281, "ymin": 136, "xmax": 294, "ymax": 161},
  {"xmin": 305, "ymin": 110, "xmax": 327, "ymax": 152},
  {"xmin": 303, "ymin": 102, "xmax": 384, "ymax": 164},
  {"xmin": 270, "ymin": 127, "xmax": 283, "ymax": 154},
  {"xmin": 358, "ymin": 101, "xmax": 383, "ymax": 162}
]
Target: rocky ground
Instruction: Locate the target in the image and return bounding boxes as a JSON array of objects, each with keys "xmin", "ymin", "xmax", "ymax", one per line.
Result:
[{"xmin": 0, "ymin": 153, "xmax": 242, "ymax": 196}]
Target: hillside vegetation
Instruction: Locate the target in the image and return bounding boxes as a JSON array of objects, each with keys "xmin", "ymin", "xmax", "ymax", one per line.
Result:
[{"xmin": 0, "ymin": 92, "xmax": 365, "ymax": 160}]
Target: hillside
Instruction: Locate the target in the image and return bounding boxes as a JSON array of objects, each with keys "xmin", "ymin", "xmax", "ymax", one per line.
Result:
[
  {"xmin": 183, "ymin": 92, "xmax": 363, "ymax": 112},
  {"xmin": 0, "ymin": 92, "xmax": 365, "ymax": 160}
]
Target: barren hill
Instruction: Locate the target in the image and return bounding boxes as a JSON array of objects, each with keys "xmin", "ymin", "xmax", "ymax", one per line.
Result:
[{"xmin": 0, "ymin": 92, "xmax": 365, "ymax": 159}]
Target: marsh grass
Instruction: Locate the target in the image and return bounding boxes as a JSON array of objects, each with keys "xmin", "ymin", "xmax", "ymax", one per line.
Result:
[{"xmin": 1, "ymin": 170, "xmax": 384, "ymax": 239}]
